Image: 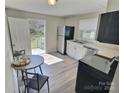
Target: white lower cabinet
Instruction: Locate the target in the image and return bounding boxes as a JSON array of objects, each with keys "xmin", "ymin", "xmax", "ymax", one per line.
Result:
[
  {"xmin": 66, "ymin": 41, "xmax": 111, "ymax": 74},
  {"xmin": 66, "ymin": 41, "xmax": 74, "ymax": 58},
  {"xmin": 74, "ymin": 44, "xmax": 87, "ymax": 60},
  {"xmin": 66, "ymin": 41, "xmax": 87, "ymax": 60}
]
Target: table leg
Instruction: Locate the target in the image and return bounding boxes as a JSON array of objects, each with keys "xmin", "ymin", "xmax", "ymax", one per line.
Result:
[
  {"xmin": 21, "ymin": 70, "xmax": 24, "ymax": 80},
  {"xmin": 34, "ymin": 68, "xmax": 36, "ymax": 73},
  {"xmin": 47, "ymin": 80, "xmax": 50, "ymax": 93},
  {"xmin": 17, "ymin": 70, "xmax": 19, "ymax": 77},
  {"xmin": 39, "ymin": 65, "xmax": 43, "ymax": 74},
  {"xmin": 16, "ymin": 70, "xmax": 21, "ymax": 93}
]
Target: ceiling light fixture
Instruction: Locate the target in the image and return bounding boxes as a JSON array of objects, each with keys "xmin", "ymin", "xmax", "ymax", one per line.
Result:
[{"xmin": 48, "ymin": 0, "xmax": 58, "ymax": 6}]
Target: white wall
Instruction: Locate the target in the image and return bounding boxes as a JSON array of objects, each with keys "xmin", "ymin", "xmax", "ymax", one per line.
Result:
[
  {"xmin": 6, "ymin": 8, "xmax": 65, "ymax": 53},
  {"xmin": 5, "ymin": 16, "xmax": 18, "ymax": 93},
  {"xmin": 109, "ymin": 66, "xmax": 119, "ymax": 93},
  {"xmin": 106, "ymin": 0, "xmax": 119, "ymax": 93},
  {"xmin": 107, "ymin": 0, "xmax": 119, "ymax": 12}
]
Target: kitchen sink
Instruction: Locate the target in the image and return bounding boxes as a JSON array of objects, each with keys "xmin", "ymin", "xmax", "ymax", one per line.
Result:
[{"xmin": 72, "ymin": 40, "xmax": 87, "ymax": 44}]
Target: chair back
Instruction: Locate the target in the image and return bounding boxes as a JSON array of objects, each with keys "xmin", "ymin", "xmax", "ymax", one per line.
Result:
[{"xmin": 22, "ymin": 70, "xmax": 39, "ymax": 88}]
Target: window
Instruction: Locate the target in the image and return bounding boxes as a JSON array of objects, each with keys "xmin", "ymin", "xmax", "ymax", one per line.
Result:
[{"xmin": 79, "ymin": 18, "xmax": 98, "ymax": 40}]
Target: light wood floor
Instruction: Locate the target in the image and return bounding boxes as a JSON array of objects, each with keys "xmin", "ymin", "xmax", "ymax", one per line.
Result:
[{"xmin": 29, "ymin": 52, "xmax": 79, "ymax": 93}]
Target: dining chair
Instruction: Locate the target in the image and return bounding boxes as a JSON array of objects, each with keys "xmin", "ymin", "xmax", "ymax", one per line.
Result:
[{"xmin": 22, "ymin": 70, "xmax": 49, "ymax": 93}]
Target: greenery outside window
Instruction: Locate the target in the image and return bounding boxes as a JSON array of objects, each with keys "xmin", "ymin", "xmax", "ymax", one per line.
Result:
[{"xmin": 79, "ymin": 18, "xmax": 98, "ymax": 40}]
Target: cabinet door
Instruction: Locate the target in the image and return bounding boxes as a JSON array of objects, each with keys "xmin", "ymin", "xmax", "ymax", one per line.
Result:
[
  {"xmin": 57, "ymin": 36, "xmax": 64, "ymax": 54},
  {"xmin": 8, "ymin": 17, "xmax": 31, "ymax": 55},
  {"xmin": 66, "ymin": 41, "xmax": 75, "ymax": 58},
  {"xmin": 97, "ymin": 11, "xmax": 119, "ymax": 44},
  {"xmin": 75, "ymin": 44, "xmax": 84, "ymax": 60},
  {"xmin": 66, "ymin": 41, "xmax": 71, "ymax": 55}
]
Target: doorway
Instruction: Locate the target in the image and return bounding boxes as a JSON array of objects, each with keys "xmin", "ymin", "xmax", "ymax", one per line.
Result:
[{"xmin": 28, "ymin": 19, "xmax": 46, "ymax": 55}]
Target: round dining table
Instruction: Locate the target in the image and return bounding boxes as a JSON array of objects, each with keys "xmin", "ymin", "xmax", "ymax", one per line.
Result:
[
  {"xmin": 12, "ymin": 55, "xmax": 44, "ymax": 93},
  {"xmin": 12, "ymin": 55, "xmax": 44, "ymax": 70}
]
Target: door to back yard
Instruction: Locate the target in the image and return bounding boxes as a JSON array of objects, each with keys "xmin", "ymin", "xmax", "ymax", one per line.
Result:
[{"xmin": 28, "ymin": 19, "xmax": 46, "ymax": 55}]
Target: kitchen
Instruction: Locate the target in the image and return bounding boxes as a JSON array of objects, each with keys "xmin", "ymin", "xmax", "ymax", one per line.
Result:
[{"xmin": 5, "ymin": 0, "xmax": 119, "ymax": 93}]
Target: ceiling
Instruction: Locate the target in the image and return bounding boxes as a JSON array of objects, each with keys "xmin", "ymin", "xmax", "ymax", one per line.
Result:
[{"xmin": 5, "ymin": 0, "xmax": 108, "ymax": 16}]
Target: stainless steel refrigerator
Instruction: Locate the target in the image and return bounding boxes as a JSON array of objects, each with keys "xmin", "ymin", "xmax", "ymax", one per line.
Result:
[{"xmin": 57, "ymin": 26, "xmax": 75, "ymax": 54}]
